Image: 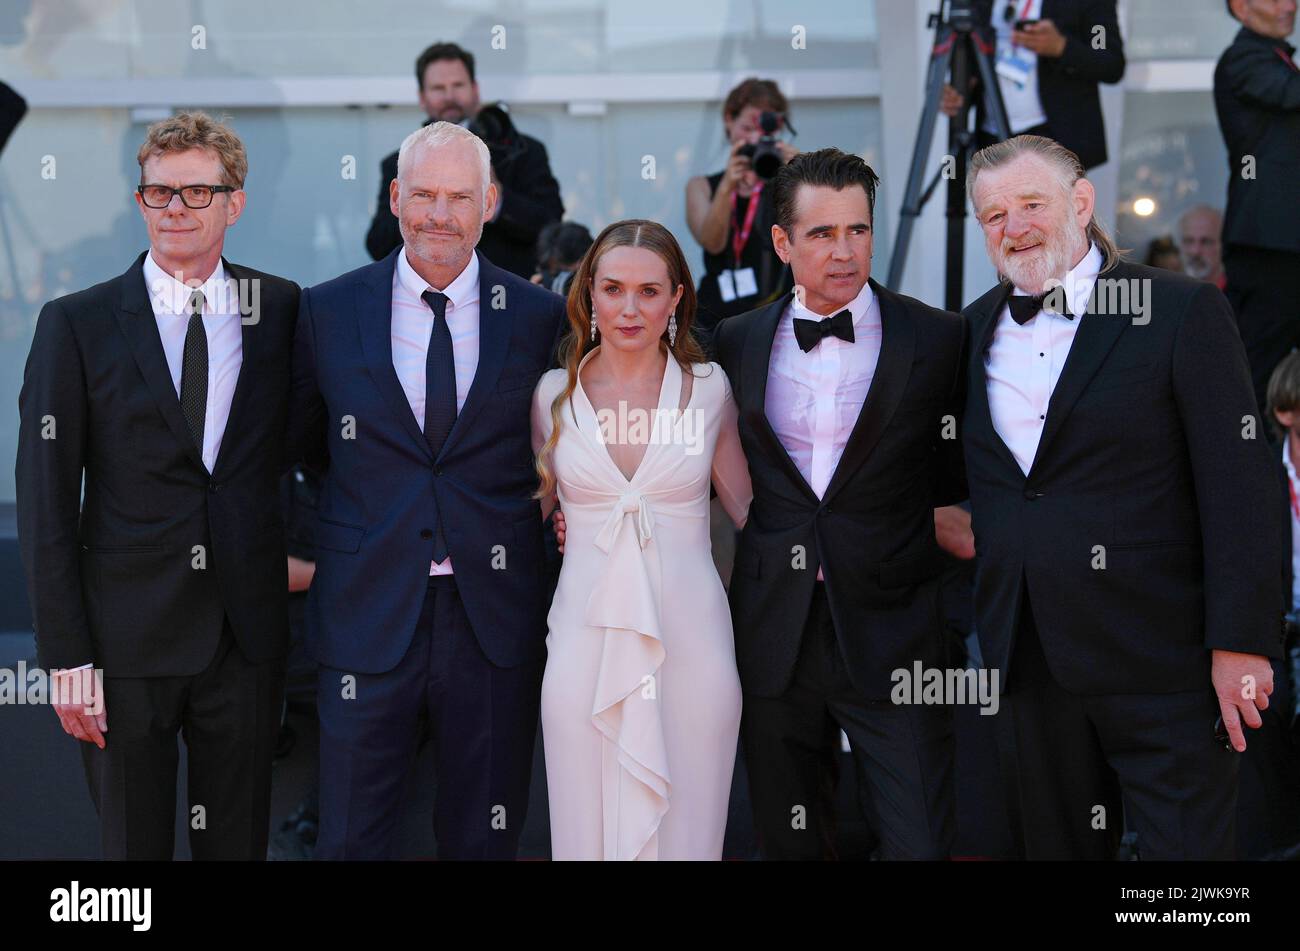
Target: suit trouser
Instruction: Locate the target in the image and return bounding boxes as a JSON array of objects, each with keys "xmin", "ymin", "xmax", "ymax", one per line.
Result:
[
  {"xmin": 741, "ymin": 584, "xmax": 955, "ymax": 860},
  {"xmin": 1224, "ymin": 246, "xmax": 1300, "ymax": 423},
  {"xmin": 80, "ymin": 619, "xmax": 285, "ymax": 860},
  {"xmin": 315, "ymin": 575, "xmax": 543, "ymax": 860},
  {"xmin": 996, "ymin": 599, "xmax": 1238, "ymax": 860}
]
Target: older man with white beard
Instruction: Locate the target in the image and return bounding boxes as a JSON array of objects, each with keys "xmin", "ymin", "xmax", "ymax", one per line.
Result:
[
  {"xmin": 959, "ymin": 135, "xmax": 1287, "ymax": 860},
  {"xmin": 1177, "ymin": 204, "xmax": 1227, "ymax": 291}
]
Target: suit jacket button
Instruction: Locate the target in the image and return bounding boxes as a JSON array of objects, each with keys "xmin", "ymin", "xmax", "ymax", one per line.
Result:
[
  {"xmin": 420, "ymin": 528, "xmax": 433, "ymax": 539},
  {"xmin": 209, "ymin": 482, "xmax": 220, "ymax": 493},
  {"xmin": 1023, "ymin": 488, "xmax": 1041, "ymax": 501}
]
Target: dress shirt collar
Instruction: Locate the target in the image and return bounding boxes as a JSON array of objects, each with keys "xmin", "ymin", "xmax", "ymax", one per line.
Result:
[
  {"xmin": 1008, "ymin": 241, "xmax": 1103, "ymax": 321},
  {"xmin": 143, "ymin": 249, "xmax": 229, "ymax": 315},
  {"xmin": 789, "ymin": 277, "xmax": 875, "ymax": 329},
  {"xmin": 397, "ymin": 247, "xmax": 480, "ymax": 311}
]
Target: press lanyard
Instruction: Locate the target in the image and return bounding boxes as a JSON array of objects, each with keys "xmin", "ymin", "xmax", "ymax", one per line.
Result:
[{"xmin": 730, "ymin": 182, "xmax": 763, "ymax": 268}]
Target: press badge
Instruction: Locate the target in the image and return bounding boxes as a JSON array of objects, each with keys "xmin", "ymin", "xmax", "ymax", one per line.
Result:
[
  {"xmin": 717, "ymin": 267, "xmax": 757, "ymax": 303},
  {"xmin": 995, "ymin": 43, "xmax": 1035, "ymax": 89},
  {"xmin": 732, "ymin": 267, "xmax": 758, "ymax": 298}
]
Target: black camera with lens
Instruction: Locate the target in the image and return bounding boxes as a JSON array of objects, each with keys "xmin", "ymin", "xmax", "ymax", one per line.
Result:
[
  {"xmin": 737, "ymin": 111, "xmax": 788, "ymax": 181},
  {"xmin": 468, "ymin": 102, "xmax": 528, "ymax": 167}
]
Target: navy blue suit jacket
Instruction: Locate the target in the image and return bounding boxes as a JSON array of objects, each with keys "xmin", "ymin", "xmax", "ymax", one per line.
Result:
[{"xmin": 290, "ymin": 247, "xmax": 566, "ymax": 673}]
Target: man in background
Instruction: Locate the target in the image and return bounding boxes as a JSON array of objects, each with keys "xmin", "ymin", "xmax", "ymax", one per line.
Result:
[
  {"xmin": 1177, "ymin": 204, "xmax": 1227, "ymax": 290},
  {"xmin": 1214, "ymin": 0, "xmax": 1300, "ymax": 419},
  {"xmin": 365, "ymin": 41, "xmax": 563, "ymax": 278},
  {"xmin": 942, "ymin": 0, "xmax": 1126, "ymax": 170}
]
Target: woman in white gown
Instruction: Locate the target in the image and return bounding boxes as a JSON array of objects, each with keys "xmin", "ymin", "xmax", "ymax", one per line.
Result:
[{"xmin": 531, "ymin": 220, "xmax": 752, "ymax": 860}]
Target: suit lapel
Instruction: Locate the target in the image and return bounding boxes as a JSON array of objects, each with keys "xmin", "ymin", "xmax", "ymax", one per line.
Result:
[
  {"xmin": 438, "ymin": 251, "xmax": 512, "ymax": 460},
  {"xmin": 211, "ymin": 258, "xmax": 258, "ymax": 477},
  {"xmin": 967, "ymin": 282, "xmax": 1025, "ymax": 477},
  {"xmin": 822, "ymin": 280, "xmax": 915, "ymax": 503},
  {"xmin": 741, "ymin": 292, "xmax": 819, "ymax": 503},
  {"xmin": 357, "ymin": 247, "xmax": 434, "ymax": 462},
  {"xmin": 1028, "ymin": 263, "xmax": 1130, "ymax": 474},
  {"xmin": 114, "ymin": 251, "xmax": 207, "ymax": 472}
]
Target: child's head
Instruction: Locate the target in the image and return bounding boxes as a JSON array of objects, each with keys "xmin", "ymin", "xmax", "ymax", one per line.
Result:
[{"xmin": 1267, "ymin": 350, "xmax": 1300, "ymax": 443}]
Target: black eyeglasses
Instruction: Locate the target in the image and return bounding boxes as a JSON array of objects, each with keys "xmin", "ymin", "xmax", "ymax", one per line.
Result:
[{"xmin": 137, "ymin": 183, "xmax": 235, "ymax": 209}]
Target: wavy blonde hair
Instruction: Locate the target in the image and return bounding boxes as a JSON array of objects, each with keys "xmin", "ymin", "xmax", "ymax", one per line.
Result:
[{"xmin": 534, "ymin": 219, "xmax": 707, "ymax": 499}]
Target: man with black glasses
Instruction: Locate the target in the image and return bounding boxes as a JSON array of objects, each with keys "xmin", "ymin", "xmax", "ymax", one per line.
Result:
[{"xmin": 17, "ymin": 112, "xmax": 299, "ymax": 860}]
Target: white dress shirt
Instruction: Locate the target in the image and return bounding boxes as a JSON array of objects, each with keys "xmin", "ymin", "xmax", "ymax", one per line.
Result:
[
  {"xmin": 985, "ymin": 242, "xmax": 1102, "ymax": 475},
  {"xmin": 766, "ymin": 280, "xmax": 883, "ymax": 579},
  {"xmin": 142, "ymin": 250, "xmax": 242, "ymax": 474},
  {"xmin": 983, "ymin": 0, "xmax": 1049, "ymax": 135},
  {"xmin": 392, "ymin": 248, "xmax": 481, "ymax": 575},
  {"xmin": 1283, "ymin": 440, "xmax": 1300, "ymax": 612}
]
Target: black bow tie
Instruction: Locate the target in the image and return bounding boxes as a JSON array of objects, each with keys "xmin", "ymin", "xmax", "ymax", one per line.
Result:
[
  {"xmin": 1007, "ymin": 291, "xmax": 1074, "ymax": 325},
  {"xmin": 794, "ymin": 309, "xmax": 855, "ymax": 352}
]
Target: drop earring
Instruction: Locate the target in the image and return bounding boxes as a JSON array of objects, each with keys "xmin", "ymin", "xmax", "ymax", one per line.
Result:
[
  {"xmin": 668, "ymin": 311, "xmax": 677, "ymax": 348},
  {"xmin": 590, "ymin": 302, "xmax": 598, "ymax": 342}
]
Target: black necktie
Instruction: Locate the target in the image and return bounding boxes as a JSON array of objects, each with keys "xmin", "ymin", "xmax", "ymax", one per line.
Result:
[
  {"xmin": 1008, "ymin": 291, "xmax": 1073, "ymax": 325},
  {"xmin": 421, "ymin": 290, "xmax": 455, "ymax": 563},
  {"xmin": 793, "ymin": 308, "xmax": 855, "ymax": 352},
  {"xmin": 179, "ymin": 289, "xmax": 208, "ymax": 456}
]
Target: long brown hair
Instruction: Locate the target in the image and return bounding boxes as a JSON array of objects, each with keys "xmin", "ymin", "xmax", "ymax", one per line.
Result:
[{"xmin": 535, "ymin": 219, "xmax": 707, "ymax": 498}]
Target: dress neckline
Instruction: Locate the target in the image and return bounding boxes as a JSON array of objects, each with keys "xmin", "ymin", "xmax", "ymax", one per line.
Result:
[{"xmin": 574, "ymin": 345, "xmax": 686, "ymax": 486}]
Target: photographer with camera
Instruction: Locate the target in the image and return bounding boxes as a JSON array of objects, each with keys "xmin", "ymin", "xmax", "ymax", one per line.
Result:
[
  {"xmin": 365, "ymin": 41, "xmax": 564, "ymax": 278},
  {"xmin": 686, "ymin": 78, "xmax": 797, "ymax": 353}
]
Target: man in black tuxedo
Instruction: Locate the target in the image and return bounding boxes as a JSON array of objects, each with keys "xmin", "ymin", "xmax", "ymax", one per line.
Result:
[
  {"xmin": 714, "ymin": 149, "xmax": 967, "ymax": 859},
  {"xmin": 942, "ymin": 0, "xmax": 1125, "ymax": 171},
  {"xmin": 1214, "ymin": 0, "xmax": 1300, "ymax": 419},
  {"xmin": 961, "ymin": 134, "xmax": 1285, "ymax": 859},
  {"xmin": 365, "ymin": 41, "xmax": 563, "ymax": 278},
  {"xmin": 16, "ymin": 112, "xmax": 299, "ymax": 860}
]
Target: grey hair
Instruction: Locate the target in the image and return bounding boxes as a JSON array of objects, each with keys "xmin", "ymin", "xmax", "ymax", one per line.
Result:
[
  {"xmin": 1177, "ymin": 203, "xmax": 1223, "ymax": 234},
  {"xmin": 396, "ymin": 120, "xmax": 491, "ymax": 201},
  {"xmin": 967, "ymin": 134, "xmax": 1123, "ymax": 274}
]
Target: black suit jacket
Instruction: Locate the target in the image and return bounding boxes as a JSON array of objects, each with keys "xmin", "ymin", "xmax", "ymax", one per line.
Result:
[
  {"xmin": 715, "ymin": 282, "xmax": 967, "ymax": 699},
  {"xmin": 16, "ymin": 252, "xmax": 300, "ymax": 676},
  {"xmin": 365, "ymin": 128, "xmax": 564, "ymax": 278},
  {"xmin": 962, "ymin": 261, "xmax": 1287, "ymax": 696},
  {"xmin": 972, "ymin": 0, "xmax": 1126, "ymax": 170},
  {"xmin": 1214, "ymin": 26, "xmax": 1300, "ymax": 255}
]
